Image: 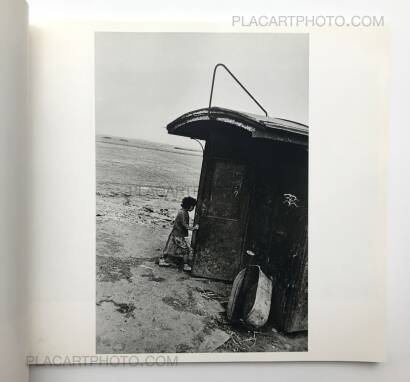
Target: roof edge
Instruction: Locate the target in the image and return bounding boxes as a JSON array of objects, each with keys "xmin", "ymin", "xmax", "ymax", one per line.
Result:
[{"xmin": 167, "ymin": 107, "xmax": 308, "ymax": 144}]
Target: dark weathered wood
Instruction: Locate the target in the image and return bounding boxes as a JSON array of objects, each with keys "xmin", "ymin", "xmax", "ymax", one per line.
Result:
[
  {"xmin": 168, "ymin": 108, "xmax": 308, "ymax": 332},
  {"xmin": 236, "ymin": 139, "xmax": 308, "ymax": 332},
  {"xmin": 192, "ymin": 130, "xmax": 251, "ymax": 281},
  {"xmin": 266, "ymin": 146, "xmax": 308, "ymax": 332}
]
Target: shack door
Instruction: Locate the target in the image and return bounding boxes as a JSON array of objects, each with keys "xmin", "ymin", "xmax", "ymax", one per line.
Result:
[{"xmin": 192, "ymin": 158, "xmax": 249, "ymax": 281}]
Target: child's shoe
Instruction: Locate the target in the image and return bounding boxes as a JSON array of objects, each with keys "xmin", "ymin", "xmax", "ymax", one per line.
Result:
[
  {"xmin": 159, "ymin": 257, "xmax": 171, "ymax": 267},
  {"xmin": 183, "ymin": 264, "xmax": 192, "ymax": 272}
]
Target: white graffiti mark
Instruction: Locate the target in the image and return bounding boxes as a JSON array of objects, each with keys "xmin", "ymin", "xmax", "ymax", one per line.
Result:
[{"xmin": 283, "ymin": 193, "xmax": 299, "ymax": 207}]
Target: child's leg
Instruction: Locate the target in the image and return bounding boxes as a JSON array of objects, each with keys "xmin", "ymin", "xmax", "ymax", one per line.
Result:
[
  {"xmin": 183, "ymin": 242, "xmax": 193, "ymax": 271},
  {"xmin": 183, "ymin": 253, "xmax": 190, "ymax": 266},
  {"xmin": 159, "ymin": 233, "xmax": 176, "ymax": 267},
  {"xmin": 184, "ymin": 241, "xmax": 194, "ymax": 264}
]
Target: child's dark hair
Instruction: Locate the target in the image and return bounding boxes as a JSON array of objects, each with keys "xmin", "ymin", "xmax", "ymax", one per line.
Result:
[{"xmin": 181, "ymin": 196, "xmax": 197, "ymax": 209}]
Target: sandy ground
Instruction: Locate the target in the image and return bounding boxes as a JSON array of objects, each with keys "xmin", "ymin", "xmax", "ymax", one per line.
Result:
[{"xmin": 96, "ymin": 136, "xmax": 307, "ymax": 353}]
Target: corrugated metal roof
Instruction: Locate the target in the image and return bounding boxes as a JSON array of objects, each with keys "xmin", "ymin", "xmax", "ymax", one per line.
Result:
[{"xmin": 167, "ymin": 107, "xmax": 308, "ymax": 146}]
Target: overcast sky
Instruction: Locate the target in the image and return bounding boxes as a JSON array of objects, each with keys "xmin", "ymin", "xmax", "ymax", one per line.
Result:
[{"xmin": 95, "ymin": 32, "xmax": 308, "ymax": 148}]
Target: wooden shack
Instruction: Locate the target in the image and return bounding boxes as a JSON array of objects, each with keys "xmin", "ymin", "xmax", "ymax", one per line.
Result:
[{"xmin": 167, "ymin": 106, "xmax": 308, "ymax": 332}]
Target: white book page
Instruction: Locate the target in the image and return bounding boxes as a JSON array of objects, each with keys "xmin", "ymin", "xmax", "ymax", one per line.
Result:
[
  {"xmin": 28, "ymin": 22, "xmax": 388, "ymax": 363},
  {"xmin": 0, "ymin": 0, "xmax": 29, "ymax": 380}
]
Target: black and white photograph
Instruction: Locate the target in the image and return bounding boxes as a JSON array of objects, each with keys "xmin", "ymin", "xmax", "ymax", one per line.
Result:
[
  {"xmin": 2, "ymin": 0, "xmax": 403, "ymax": 380},
  {"xmin": 95, "ymin": 32, "xmax": 309, "ymax": 354}
]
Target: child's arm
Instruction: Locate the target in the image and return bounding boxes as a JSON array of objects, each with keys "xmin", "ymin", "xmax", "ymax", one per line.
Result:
[
  {"xmin": 183, "ymin": 219, "xmax": 199, "ymax": 231},
  {"xmin": 187, "ymin": 224, "xmax": 199, "ymax": 231},
  {"xmin": 179, "ymin": 211, "xmax": 199, "ymax": 231}
]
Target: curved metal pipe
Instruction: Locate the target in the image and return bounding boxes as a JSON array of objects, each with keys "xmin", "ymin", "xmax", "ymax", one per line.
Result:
[{"xmin": 208, "ymin": 63, "xmax": 268, "ymax": 117}]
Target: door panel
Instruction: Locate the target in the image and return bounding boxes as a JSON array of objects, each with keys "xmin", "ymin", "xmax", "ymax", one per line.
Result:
[
  {"xmin": 192, "ymin": 159, "xmax": 249, "ymax": 281},
  {"xmin": 192, "ymin": 219, "xmax": 243, "ymax": 280},
  {"xmin": 208, "ymin": 160, "xmax": 245, "ymax": 220}
]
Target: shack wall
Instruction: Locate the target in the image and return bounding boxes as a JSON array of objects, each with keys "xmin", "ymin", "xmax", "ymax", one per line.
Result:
[
  {"xmin": 191, "ymin": 127, "xmax": 252, "ymax": 280},
  {"xmin": 243, "ymin": 140, "xmax": 308, "ymax": 332},
  {"xmin": 192, "ymin": 125, "xmax": 308, "ymax": 331}
]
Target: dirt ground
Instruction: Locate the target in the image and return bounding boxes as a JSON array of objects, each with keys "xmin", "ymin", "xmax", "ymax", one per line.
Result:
[{"xmin": 96, "ymin": 136, "xmax": 307, "ymax": 354}]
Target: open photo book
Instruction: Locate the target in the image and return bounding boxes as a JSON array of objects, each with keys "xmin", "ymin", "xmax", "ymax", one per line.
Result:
[{"xmin": 1, "ymin": 1, "xmax": 389, "ymax": 379}]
